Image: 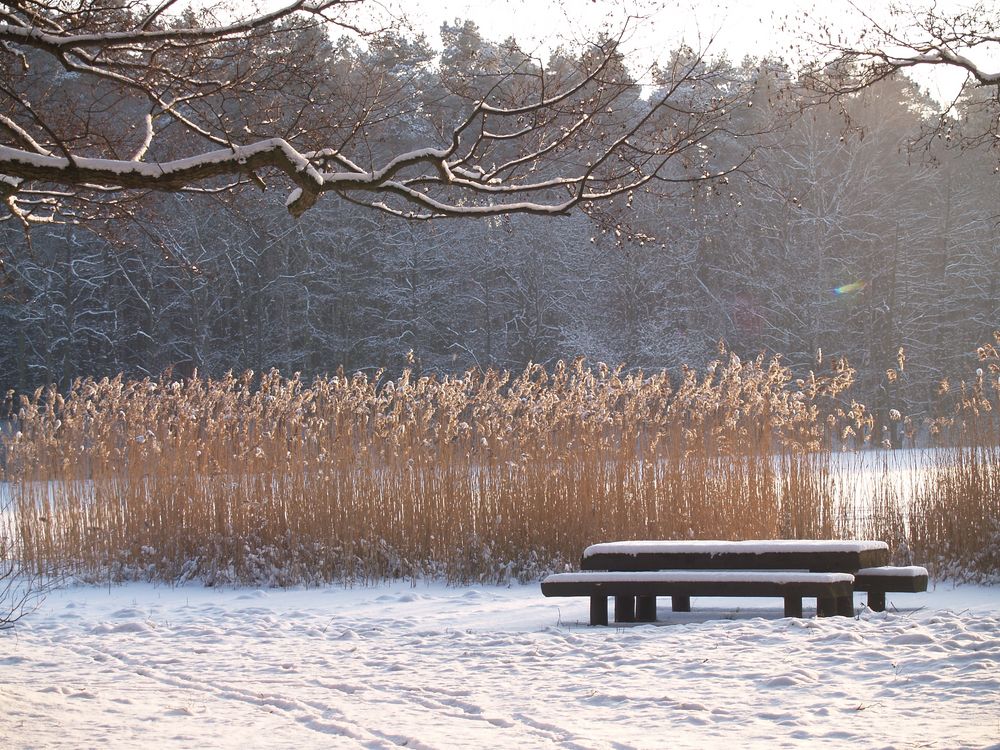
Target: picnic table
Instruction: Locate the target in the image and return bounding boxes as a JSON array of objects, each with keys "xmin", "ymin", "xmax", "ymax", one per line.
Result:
[
  {"xmin": 581, "ymin": 539, "xmax": 890, "ymax": 573},
  {"xmin": 541, "ymin": 539, "xmax": 928, "ymax": 624}
]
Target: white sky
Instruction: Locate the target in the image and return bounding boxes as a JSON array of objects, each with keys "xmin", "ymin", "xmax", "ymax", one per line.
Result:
[{"xmin": 400, "ymin": 0, "xmax": 993, "ymax": 105}]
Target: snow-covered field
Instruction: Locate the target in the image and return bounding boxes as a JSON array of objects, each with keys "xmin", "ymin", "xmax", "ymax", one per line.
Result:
[{"xmin": 4, "ymin": 582, "xmax": 999, "ymax": 749}]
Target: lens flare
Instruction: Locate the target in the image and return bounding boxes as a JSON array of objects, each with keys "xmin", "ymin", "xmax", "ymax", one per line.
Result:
[{"xmin": 833, "ymin": 280, "xmax": 866, "ymax": 295}]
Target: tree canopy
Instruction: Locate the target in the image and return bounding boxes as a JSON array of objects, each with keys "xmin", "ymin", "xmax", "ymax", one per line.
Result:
[{"xmin": 1, "ymin": 1, "xmax": 997, "ymax": 434}]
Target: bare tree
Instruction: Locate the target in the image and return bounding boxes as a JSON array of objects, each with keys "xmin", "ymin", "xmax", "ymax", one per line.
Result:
[
  {"xmin": 1, "ymin": 412, "xmax": 62, "ymax": 629},
  {"xmin": 799, "ymin": 2, "xmax": 1000, "ymax": 153},
  {"xmin": 0, "ymin": 552, "xmax": 44, "ymax": 629},
  {"xmin": 0, "ymin": 0, "xmax": 755, "ymax": 229}
]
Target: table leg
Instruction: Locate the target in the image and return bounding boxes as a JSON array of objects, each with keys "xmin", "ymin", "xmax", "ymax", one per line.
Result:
[
  {"xmin": 867, "ymin": 591, "xmax": 886, "ymax": 612},
  {"xmin": 817, "ymin": 596, "xmax": 835, "ymax": 617},
  {"xmin": 783, "ymin": 596, "xmax": 803, "ymax": 618},
  {"xmin": 614, "ymin": 595, "xmax": 635, "ymax": 622},
  {"xmin": 672, "ymin": 595, "xmax": 691, "ymax": 613},
  {"xmin": 590, "ymin": 595, "xmax": 609, "ymax": 626},
  {"xmin": 836, "ymin": 594, "xmax": 855, "ymax": 617},
  {"xmin": 636, "ymin": 595, "xmax": 657, "ymax": 622}
]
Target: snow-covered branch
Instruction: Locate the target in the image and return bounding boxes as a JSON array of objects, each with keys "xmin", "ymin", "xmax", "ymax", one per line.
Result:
[
  {"xmin": 795, "ymin": 1, "xmax": 1000, "ymax": 156},
  {"xmin": 804, "ymin": 1, "xmax": 1000, "ymax": 84},
  {"xmin": 0, "ymin": 1, "xmax": 755, "ymax": 224}
]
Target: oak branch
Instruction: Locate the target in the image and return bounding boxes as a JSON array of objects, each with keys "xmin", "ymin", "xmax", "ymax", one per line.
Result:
[
  {"xmin": 0, "ymin": 0, "xmax": 753, "ymax": 224},
  {"xmin": 800, "ymin": 1, "xmax": 1000, "ymax": 147}
]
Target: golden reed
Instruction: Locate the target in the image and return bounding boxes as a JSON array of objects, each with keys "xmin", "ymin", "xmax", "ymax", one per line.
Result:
[{"xmin": 3, "ymin": 336, "xmax": 997, "ymax": 585}]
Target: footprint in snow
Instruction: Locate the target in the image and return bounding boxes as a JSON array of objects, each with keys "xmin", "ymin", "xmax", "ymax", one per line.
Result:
[
  {"xmin": 111, "ymin": 607, "xmax": 147, "ymax": 618},
  {"xmin": 888, "ymin": 632, "xmax": 936, "ymax": 646},
  {"xmin": 235, "ymin": 590, "xmax": 269, "ymax": 600},
  {"xmin": 958, "ymin": 659, "xmax": 1000, "ymax": 673},
  {"xmin": 113, "ymin": 621, "xmax": 157, "ymax": 635},
  {"xmin": 758, "ymin": 710, "xmax": 797, "ymax": 723},
  {"xmin": 233, "ymin": 606, "xmax": 271, "ymax": 616},
  {"xmin": 764, "ymin": 676, "xmax": 802, "ymax": 688}
]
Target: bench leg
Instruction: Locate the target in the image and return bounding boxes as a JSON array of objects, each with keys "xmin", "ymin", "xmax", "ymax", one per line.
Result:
[
  {"xmin": 867, "ymin": 591, "xmax": 886, "ymax": 612},
  {"xmin": 590, "ymin": 595, "xmax": 609, "ymax": 626},
  {"xmin": 819, "ymin": 594, "xmax": 854, "ymax": 617},
  {"xmin": 614, "ymin": 595, "xmax": 636, "ymax": 623},
  {"xmin": 671, "ymin": 595, "xmax": 691, "ymax": 613},
  {"xmin": 636, "ymin": 595, "xmax": 657, "ymax": 622},
  {"xmin": 817, "ymin": 596, "xmax": 835, "ymax": 617},
  {"xmin": 783, "ymin": 596, "xmax": 803, "ymax": 618},
  {"xmin": 836, "ymin": 594, "xmax": 855, "ymax": 617}
]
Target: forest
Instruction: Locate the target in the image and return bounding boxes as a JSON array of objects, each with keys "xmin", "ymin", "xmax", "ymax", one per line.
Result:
[
  {"xmin": 1, "ymin": 7, "xmax": 997, "ymax": 441},
  {"xmin": 1, "ymin": 0, "xmax": 998, "ymax": 616}
]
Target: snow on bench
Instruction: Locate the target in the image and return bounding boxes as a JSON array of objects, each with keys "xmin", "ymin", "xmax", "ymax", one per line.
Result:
[
  {"xmin": 583, "ymin": 540, "xmax": 890, "ymax": 556},
  {"xmin": 855, "ymin": 565, "xmax": 930, "ymax": 577},
  {"xmin": 581, "ymin": 539, "xmax": 890, "ymax": 574},
  {"xmin": 853, "ymin": 566, "xmax": 929, "ymax": 612},
  {"xmin": 541, "ymin": 570, "xmax": 856, "ymax": 625}
]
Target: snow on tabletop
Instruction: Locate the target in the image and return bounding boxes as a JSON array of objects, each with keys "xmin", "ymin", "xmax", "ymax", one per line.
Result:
[
  {"xmin": 583, "ymin": 539, "xmax": 889, "ymax": 557},
  {"xmin": 545, "ymin": 571, "xmax": 855, "ymax": 585},
  {"xmin": 856, "ymin": 566, "xmax": 929, "ymax": 577}
]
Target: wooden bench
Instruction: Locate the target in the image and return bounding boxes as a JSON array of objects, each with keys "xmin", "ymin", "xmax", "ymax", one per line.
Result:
[
  {"xmin": 541, "ymin": 571, "xmax": 857, "ymax": 625},
  {"xmin": 853, "ymin": 566, "xmax": 929, "ymax": 612}
]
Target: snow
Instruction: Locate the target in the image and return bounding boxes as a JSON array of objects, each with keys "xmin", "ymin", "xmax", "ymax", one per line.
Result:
[
  {"xmin": 4, "ymin": 581, "xmax": 999, "ymax": 749},
  {"xmin": 285, "ymin": 187, "xmax": 304, "ymax": 207},
  {"xmin": 858, "ymin": 566, "xmax": 930, "ymax": 578},
  {"xmin": 544, "ymin": 571, "xmax": 855, "ymax": 584},
  {"xmin": 0, "ymin": 139, "xmax": 324, "ymax": 183},
  {"xmin": 583, "ymin": 539, "xmax": 890, "ymax": 557}
]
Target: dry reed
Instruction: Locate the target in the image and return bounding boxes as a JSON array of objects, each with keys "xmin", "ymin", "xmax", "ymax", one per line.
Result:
[
  {"xmin": 3, "ymin": 338, "xmax": 997, "ymax": 586},
  {"xmin": 905, "ymin": 335, "xmax": 1000, "ymax": 581}
]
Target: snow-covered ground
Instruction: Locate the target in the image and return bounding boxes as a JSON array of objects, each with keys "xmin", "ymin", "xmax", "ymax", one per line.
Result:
[{"xmin": 3, "ymin": 582, "xmax": 999, "ymax": 749}]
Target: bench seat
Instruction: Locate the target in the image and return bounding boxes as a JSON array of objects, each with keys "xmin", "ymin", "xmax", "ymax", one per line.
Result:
[
  {"xmin": 541, "ymin": 570, "xmax": 856, "ymax": 624},
  {"xmin": 853, "ymin": 566, "xmax": 928, "ymax": 612}
]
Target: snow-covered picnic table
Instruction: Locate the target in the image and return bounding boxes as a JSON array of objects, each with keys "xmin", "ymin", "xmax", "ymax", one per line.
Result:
[
  {"xmin": 581, "ymin": 539, "xmax": 890, "ymax": 573},
  {"xmin": 542, "ymin": 539, "xmax": 928, "ymax": 624}
]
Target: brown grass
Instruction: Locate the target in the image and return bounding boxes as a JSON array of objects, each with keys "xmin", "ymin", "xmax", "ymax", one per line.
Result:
[{"xmin": 3, "ymin": 337, "xmax": 998, "ymax": 586}]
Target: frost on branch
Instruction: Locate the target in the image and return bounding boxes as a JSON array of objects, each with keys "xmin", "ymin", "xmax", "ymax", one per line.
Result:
[{"xmin": 0, "ymin": 0, "xmax": 757, "ymax": 224}]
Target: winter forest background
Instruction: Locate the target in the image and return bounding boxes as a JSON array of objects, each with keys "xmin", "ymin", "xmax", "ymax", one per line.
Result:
[{"xmin": 2, "ymin": 15, "xmax": 997, "ymax": 435}]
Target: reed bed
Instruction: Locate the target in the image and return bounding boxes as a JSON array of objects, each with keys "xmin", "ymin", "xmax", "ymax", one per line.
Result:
[
  {"xmin": 2, "ymin": 338, "xmax": 998, "ymax": 586},
  {"xmin": 905, "ymin": 338, "xmax": 1000, "ymax": 582}
]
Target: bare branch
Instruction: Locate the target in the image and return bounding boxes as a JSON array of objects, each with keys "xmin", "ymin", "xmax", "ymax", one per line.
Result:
[
  {"xmin": 0, "ymin": 1, "xmax": 759, "ymax": 223},
  {"xmin": 799, "ymin": 1, "xmax": 1000, "ymax": 146}
]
